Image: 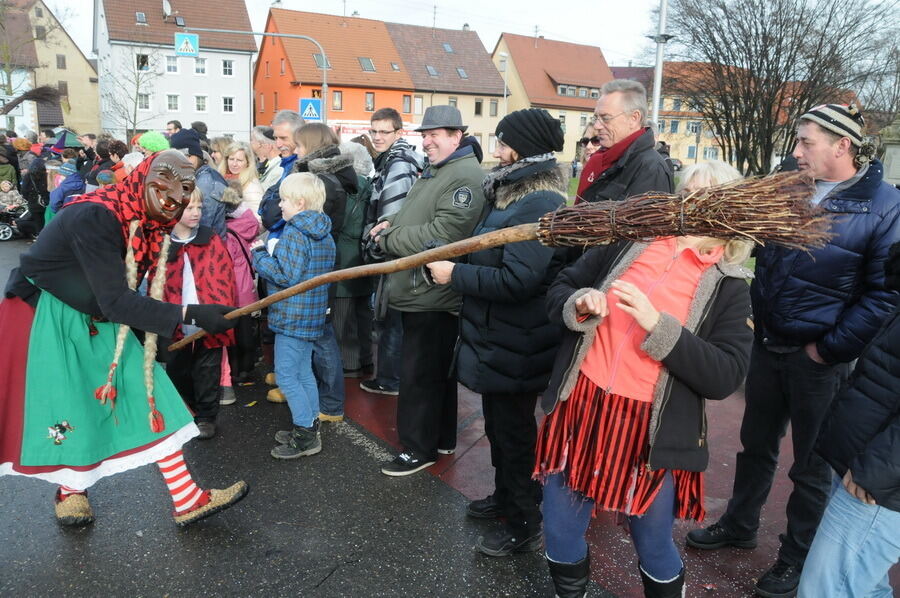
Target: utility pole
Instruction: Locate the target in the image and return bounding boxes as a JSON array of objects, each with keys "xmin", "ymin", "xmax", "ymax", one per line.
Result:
[{"xmin": 647, "ymin": 0, "xmax": 674, "ymax": 128}]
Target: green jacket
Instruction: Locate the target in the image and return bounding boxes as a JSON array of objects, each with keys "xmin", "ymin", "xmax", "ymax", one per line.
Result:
[{"xmin": 381, "ymin": 146, "xmax": 486, "ymax": 313}]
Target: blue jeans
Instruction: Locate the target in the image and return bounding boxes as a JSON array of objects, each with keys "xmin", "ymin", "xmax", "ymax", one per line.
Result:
[
  {"xmin": 312, "ymin": 325, "xmax": 345, "ymax": 416},
  {"xmin": 542, "ymin": 473, "xmax": 683, "ymax": 581},
  {"xmin": 275, "ymin": 334, "xmax": 317, "ymax": 427},
  {"xmin": 798, "ymin": 475, "xmax": 900, "ymax": 598}
]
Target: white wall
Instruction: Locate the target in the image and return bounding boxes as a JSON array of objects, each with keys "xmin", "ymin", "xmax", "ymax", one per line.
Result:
[{"xmin": 0, "ymin": 69, "xmax": 39, "ymax": 135}]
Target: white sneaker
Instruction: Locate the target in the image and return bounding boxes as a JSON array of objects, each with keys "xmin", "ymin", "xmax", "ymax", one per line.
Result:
[{"xmin": 220, "ymin": 386, "xmax": 236, "ymax": 405}]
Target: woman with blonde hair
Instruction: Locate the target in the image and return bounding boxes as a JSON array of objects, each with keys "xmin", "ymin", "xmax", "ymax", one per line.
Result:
[
  {"xmin": 536, "ymin": 159, "xmax": 753, "ymax": 597},
  {"xmin": 578, "ymin": 121, "xmax": 602, "ymax": 167},
  {"xmin": 218, "ymin": 141, "xmax": 264, "ymax": 217},
  {"xmin": 208, "ymin": 136, "xmax": 231, "ymax": 167}
]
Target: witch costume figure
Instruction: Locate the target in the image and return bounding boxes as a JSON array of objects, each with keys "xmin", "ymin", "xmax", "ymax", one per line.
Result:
[{"xmin": 0, "ymin": 150, "xmax": 247, "ymax": 527}]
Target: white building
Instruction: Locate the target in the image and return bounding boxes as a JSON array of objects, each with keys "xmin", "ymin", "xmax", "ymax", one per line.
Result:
[{"xmin": 93, "ymin": 0, "xmax": 256, "ymax": 140}]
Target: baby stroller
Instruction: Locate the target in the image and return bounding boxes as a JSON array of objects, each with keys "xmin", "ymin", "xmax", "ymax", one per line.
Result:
[{"xmin": 0, "ymin": 205, "xmax": 26, "ymax": 241}]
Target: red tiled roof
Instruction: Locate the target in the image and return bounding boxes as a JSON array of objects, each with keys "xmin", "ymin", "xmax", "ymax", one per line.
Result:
[
  {"xmin": 385, "ymin": 23, "xmax": 504, "ymax": 95},
  {"xmin": 610, "ymin": 66, "xmax": 653, "ymax": 90},
  {"xmin": 1, "ymin": 7, "xmax": 40, "ymax": 68},
  {"xmin": 101, "ymin": 0, "xmax": 256, "ymax": 53},
  {"xmin": 268, "ymin": 9, "xmax": 413, "ymax": 91},
  {"xmin": 500, "ymin": 33, "xmax": 613, "ymax": 110}
]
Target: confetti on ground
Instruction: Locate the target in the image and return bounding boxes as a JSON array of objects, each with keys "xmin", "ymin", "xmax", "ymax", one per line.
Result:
[{"xmin": 244, "ymin": 401, "xmax": 257, "ymax": 407}]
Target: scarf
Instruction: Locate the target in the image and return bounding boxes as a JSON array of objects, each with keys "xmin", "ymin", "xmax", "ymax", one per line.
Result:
[
  {"xmin": 481, "ymin": 152, "xmax": 556, "ymax": 202},
  {"xmin": 576, "ymin": 127, "xmax": 647, "ymax": 203}
]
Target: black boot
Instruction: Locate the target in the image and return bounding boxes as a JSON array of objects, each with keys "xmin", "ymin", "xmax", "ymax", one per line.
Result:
[
  {"xmin": 638, "ymin": 565, "xmax": 684, "ymax": 598},
  {"xmin": 547, "ymin": 550, "xmax": 589, "ymax": 598}
]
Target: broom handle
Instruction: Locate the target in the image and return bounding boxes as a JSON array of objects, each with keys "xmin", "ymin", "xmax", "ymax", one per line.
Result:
[{"xmin": 167, "ymin": 222, "xmax": 540, "ymax": 351}]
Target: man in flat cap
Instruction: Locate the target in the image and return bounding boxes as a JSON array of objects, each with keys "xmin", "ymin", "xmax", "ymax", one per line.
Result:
[{"xmin": 369, "ymin": 105, "xmax": 486, "ymax": 476}]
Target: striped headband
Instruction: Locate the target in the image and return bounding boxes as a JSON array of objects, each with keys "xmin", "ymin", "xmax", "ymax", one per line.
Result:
[{"xmin": 799, "ymin": 104, "xmax": 865, "ymax": 147}]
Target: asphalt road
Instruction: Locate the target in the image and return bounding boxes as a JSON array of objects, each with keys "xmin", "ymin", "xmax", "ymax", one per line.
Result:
[{"xmin": 0, "ymin": 238, "xmax": 606, "ymax": 598}]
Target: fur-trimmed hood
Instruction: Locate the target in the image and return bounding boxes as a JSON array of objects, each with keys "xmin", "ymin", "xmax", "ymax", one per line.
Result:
[
  {"xmin": 298, "ymin": 145, "xmax": 359, "ymax": 195},
  {"xmin": 493, "ymin": 163, "xmax": 567, "ymax": 210}
]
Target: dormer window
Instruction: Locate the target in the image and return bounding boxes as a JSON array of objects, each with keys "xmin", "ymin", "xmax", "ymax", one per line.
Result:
[
  {"xmin": 358, "ymin": 57, "xmax": 376, "ymax": 72},
  {"xmin": 456, "ymin": 67, "xmax": 468, "ymax": 79},
  {"xmin": 443, "ymin": 43, "xmax": 453, "ymax": 53},
  {"xmin": 426, "ymin": 65, "xmax": 438, "ymax": 77},
  {"xmin": 135, "ymin": 12, "xmax": 147, "ymax": 25}
]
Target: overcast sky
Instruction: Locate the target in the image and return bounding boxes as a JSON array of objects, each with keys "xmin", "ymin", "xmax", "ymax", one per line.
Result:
[{"xmin": 48, "ymin": 0, "xmax": 659, "ymax": 66}]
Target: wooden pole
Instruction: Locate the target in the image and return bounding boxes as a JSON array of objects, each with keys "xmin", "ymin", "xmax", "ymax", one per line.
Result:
[{"xmin": 167, "ymin": 222, "xmax": 540, "ymax": 352}]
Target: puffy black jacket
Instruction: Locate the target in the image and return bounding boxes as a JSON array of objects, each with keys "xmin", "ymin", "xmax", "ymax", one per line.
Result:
[
  {"xmin": 580, "ymin": 127, "xmax": 674, "ymax": 203},
  {"xmin": 451, "ymin": 161, "xmax": 568, "ymax": 394},
  {"xmin": 544, "ymin": 242, "xmax": 754, "ymax": 472},
  {"xmin": 751, "ymin": 160, "xmax": 900, "ymax": 364},
  {"xmin": 816, "ymin": 306, "xmax": 900, "ymax": 511}
]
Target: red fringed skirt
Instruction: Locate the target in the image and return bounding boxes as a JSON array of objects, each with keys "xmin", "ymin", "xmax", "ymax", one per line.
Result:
[{"xmin": 534, "ymin": 373, "xmax": 705, "ymax": 521}]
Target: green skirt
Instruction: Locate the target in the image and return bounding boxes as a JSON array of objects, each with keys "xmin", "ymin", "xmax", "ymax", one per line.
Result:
[{"xmin": 14, "ymin": 291, "xmax": 197, "ymax": 487}]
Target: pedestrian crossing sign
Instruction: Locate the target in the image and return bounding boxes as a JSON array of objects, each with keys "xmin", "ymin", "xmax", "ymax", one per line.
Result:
[
  {"xmin": 174, "ymin": 33, "xmax": 199, "ymax": 57},
  {"xmin": 300, "ymin": 98, "xmax": 323, "ymax": 122}
]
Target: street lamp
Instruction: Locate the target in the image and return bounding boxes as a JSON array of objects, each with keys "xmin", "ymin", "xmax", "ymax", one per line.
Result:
[
  {"xmin": 498, "ymin": 52, "xmax": 508, "ymax": 118},
  {"xmin": 647, "ymin": 0, "xmax": 674, "ymax": 128}
]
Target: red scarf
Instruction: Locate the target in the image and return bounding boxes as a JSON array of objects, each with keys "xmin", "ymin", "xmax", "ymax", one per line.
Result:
[
  {"xmin": 66, "ymin": 153, "xmax": 178, "ymax": 279},
  {"xmin": 576, "ymin": 127, "xmax": 647, "ymax": 203}
]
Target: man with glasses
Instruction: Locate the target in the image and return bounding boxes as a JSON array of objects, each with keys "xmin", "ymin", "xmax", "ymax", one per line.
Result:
[
  {"xmin": 359, "ymin": 108, "xmax": 424, "ymax": 397},
  {"xmin": 576, "ymin": 79, "xmax": 673, "ymax": 203}
]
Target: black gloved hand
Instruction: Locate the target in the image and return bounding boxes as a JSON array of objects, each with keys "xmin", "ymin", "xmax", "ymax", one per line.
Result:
[{"xmin": 184, "ymin": 304, "xmax": 237, "ymax": 335}]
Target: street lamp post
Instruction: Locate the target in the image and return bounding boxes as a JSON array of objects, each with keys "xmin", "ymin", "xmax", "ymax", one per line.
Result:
[
  {"xmin": 647, "ymin": 0, "xmax": 674, "ymax": 129},
  {"xmin": 498, "ymin": 52, "xmax": 509, "ymax": 118}
]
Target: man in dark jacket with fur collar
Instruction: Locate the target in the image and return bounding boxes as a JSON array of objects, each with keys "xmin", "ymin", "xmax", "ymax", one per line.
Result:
[{"xmin": 688, "ymin": 104, "xmax": 900, "ymax": 598}]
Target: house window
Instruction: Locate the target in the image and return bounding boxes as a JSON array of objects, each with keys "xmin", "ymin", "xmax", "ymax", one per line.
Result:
[
  {"xmin": 580, "ymin": 114, "xmax": 588, "ymax": 127},
  {"xmin": 456, "ymin": 67, "xmax": 468, "ymax": 79},
  {"xmin": 558, "ymin": 113, "xmax": 566, "ymax": 132},
  {"xmin": 34, "ymin": 6, "xmax": 42, "ymax": 16},
  {"xmin": 280, "ymin": 58, "xmax": 285, "ymax": 74},
  {"xmin": 443, "ymin": 42, "xmax": 453, "ymax": 53},
  {"xmin": 488, "ymin": 134, "xmax": 497, "ymax": 153},
  {"xmin": 136, "ymin": 54, "xmax": 150, "ymax": 71},
  {"xmin": 358, "ymin": 57, "xmax": 376, "ymax": 72},
  {"xmin": 590, "ymin": 88, "xmax": 599, "ymax": 98},
  {"xmin": 558, "ymin": 85, "xmax": 566, "ymax": 95},
  {"xmin": 567, "ymin": 86, "xmax": 576, "ymax": 96},
  {"xmin": 391, "ymin": 62, "xmax": 401, "ymax": 71},
  {"xmin": 166, "ymin": 56, "xmax": 178, "ymax": 73},
  {"xmin": 332, "ymin": 90, "xmax": 343, "ymax": 111},
  {"xmin": 657, "ymin": 119, "xmax": 665, "ymax": 132},
  {"xmin": 425, "ymin": 65, "xmax": 438, "ymax": 77},
  {"xmin": 258, "ymin": 93, "xmax": 264, "ymax": 113},
  {"xmin": 687, "ymin": 145, "xmax": 697, "ymax": 159},
  {"xmin": 223, "ymin": 97, "xmax": 234, "ymax": 113},
  {"xmin": 365, "ymin": 92, "xmax": 375, "ymax": 112},
  {"xmin": 56, "ymin": 55, "xmax": 66, "ymax": 69},
  {"xmin": 448, "ymin": 97, "xmax": 458, "ymax": 108},
  {"xmin": 34, "ymin": 25, "xmax": 46, "ymax": 40},
  {"xmin": 473, "ymin": 133, "xmax": 482, "ymax": 146},
  {"xmin": 672, "ymin": 98, "xmax": 682, "ymax": 111},
  {"xmin": 688, "ymin": 121, "xmax": 701, "ymax": 134},
  {"xmin": 474, "ymin": 99, "xmax": 483, "ymax": 116},
  {"xmin": 703, "ymin": 146, "xmax": 719, "ymax": 160},
  {"xmin": 137, "ymin": 93, "xmax": 150, "ymax": 110},
  {"xmin": 579, "ymin": 88, "xmax": 587, "ymax": 97},
  {"xmin": 414, "ymin": 95, "xmax": 423, "ymax": 114},
  {"xmin": 195, "ymin": 95, "xmax": 207, "ymax": 112},
  {"xmin": 312, "ymin": 89, "xmax": 321, "ymax": 98},
  {"xmin": 135, "ymin": 12, "xmax": 147, "ymax": 25},
  {"xmin": 265, "ymin": 61, "xmax": 270, "ymax": 77},
  {"xmin": 175, "ymin": 16, "xmax": 185, "ymax": 26},
  {"xmin": 489, "ymin": 99, "xmax": 498, "ymax": 117},
  {"xmin": 194, "ymin": 57, "xmax": 206, "ymax": 74},
  {"xmin": 222, "ymin": 60, "xmax": 234, "ymax": 76},
  {"xmin": 669, "ymin": 120, "xmax": 679, "ymax": 134},
  {"xmin": 58, "ymin": 81, "xmax": 68, "ymax": 96},
  {"xmin": 313, "ymin": 54, "xmax": 331, "ymax": 69},
  {"xmin": 402, "ymin": 95, "xmax": 411, "ymax": 113},
  {"xmin": 273, "ymin": 91, "xmax": 278, "ymax": 111},
  {"xmin": 167, "ymin": 94, "xmax": 179, "ymax": 111}
]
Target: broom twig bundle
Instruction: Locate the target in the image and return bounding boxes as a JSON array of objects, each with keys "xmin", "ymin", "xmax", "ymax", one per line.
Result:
[
  {"xmin": 537, "ymin": 171, "xmax": 829, "ymax": 250},
  {"xmin": 169, "ymin": 171, "xmax": 827, "ymax": 351}
]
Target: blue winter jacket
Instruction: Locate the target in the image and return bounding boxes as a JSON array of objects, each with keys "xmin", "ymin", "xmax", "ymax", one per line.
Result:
[
  {"xmin": 252, "ymin": 210, "xmax": 335, "ymax": 340},
  {"xmin": 751, "ymin": 160, "xmax": 900, "ymax": 363}
]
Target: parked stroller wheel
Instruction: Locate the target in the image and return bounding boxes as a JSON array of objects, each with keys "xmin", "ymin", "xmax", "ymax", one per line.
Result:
[{"xmin": 0, "ymin": 223, "xmax": 14, "ymax": 241}]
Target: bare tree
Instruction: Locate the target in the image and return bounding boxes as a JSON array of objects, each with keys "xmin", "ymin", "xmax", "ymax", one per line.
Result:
[
  {"xmin": 100, "ymin": 45, "xmax": 164, "ymax": 141},
  {"xmin": 666, "ymin": 0, "xmax": 899, "ymax": 174}
]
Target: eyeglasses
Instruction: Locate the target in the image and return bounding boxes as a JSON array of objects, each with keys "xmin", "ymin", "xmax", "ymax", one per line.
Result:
[
  {"xmin": 593, "ymin": 111, "xmax": 625, "ymax": 125},
  {"xmin": 368, "ymin": 128, "xmax": 399, "ymax": 137},
  {"xmin": 579, "ymin": 136, "xmax": 601, "ymax": 146}
]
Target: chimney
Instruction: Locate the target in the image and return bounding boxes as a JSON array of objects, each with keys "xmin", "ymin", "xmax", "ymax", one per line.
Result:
[
  {"xmin": 628, "ymin": 60, "xmax": 632, "ymax": 67},
  {"xmin": 462, "ymin": 23, "xmax": 470, "ymax": 31}
]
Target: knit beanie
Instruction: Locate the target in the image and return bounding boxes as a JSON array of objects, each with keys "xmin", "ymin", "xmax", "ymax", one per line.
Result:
[
  {"xmin": 96, "ymin": 169, "xmax": 116, "ymax": 186},
  {"xmin": 168, "ymin": 129, "xmax": 203, "ymax": 159},
  {"xmin": 799, "ymin": 104, "xmax": 865, "ymax": 147},
  {"xmin": 495, "ymin": 108, "xmax": 565, "ymax": 158},
  {"xmin": 138, "ymin": 131, "xmax": 170, "ymax": 153}
]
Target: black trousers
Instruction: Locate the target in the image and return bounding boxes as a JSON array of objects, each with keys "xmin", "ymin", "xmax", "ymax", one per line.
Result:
[
  {"xmin": 166, "ymin": 342, "xmax": 222, "ymax": 423},
  {"xmin": 720, "ymin": 342, "xmax": 848, "ymax": 566},
  {"xmin": 227, "ymin": 315, "xmax": 258, "ymax": 380},
  {"xmin": 483, "ymin": 392, "xmax": 542, "ymax": 535},
  {"xmin": 397, "ymin": 310, "xmax": 458, "ymax": 460}
]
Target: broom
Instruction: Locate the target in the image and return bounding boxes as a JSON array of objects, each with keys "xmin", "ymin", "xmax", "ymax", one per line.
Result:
[{"xmin": 168, "ymin": 171, "xmax": 826, "ymax": 351}]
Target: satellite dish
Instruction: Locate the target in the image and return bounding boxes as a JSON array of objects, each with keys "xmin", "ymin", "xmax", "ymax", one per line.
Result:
[{"xmin": 162, "ymin": 0, "xmax": 173, "ymax": 17}]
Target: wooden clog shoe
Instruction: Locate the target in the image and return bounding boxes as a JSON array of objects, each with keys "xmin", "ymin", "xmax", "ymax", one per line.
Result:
[
  {"xmin": 55, "ymin": 490, "xmax": 95, "ymax": 527},
  {"xmin": 173, "ymin": 481, "xmax": 249, "ymax": 527}
]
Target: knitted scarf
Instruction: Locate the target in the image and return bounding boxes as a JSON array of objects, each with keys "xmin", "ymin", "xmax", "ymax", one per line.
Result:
[{"xmin": 481, "ymin": 152, "xmax": 556, "ymax": 202}]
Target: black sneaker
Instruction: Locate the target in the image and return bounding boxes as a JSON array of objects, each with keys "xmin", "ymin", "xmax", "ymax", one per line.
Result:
[
  {"xmin": 686, "ymin": 522, "xmax": 757, "ymax": 550},
  {"xmin": 475, "ymin": 527, "xmax": 543, "ymax": 557},
  {"xmin": 196, "ymin": 422, "xmax": 216, "ymax": 439},
  {"xmin": 271, "ymin": 422, "xmax": 321, "ymax": 459},
  {"xmin": 755, "ymin": 559, "xmax": 801, "ymax": 598},
  {"xmin": 467, "ymin": 495, "xmax": 502, "ymax": 519},
  {"xmin": 360, "ymin": 379, "xmax": 399, "ymax": 396},
  {"xmin": 380, "ymin": 451, "xmax": 435, "ymax": 476}
]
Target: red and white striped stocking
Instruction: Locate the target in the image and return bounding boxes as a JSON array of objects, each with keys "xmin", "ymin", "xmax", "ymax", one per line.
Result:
[{"xmin": 156, "ymin": 450, "xmax": 209, "ymax": 513}]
